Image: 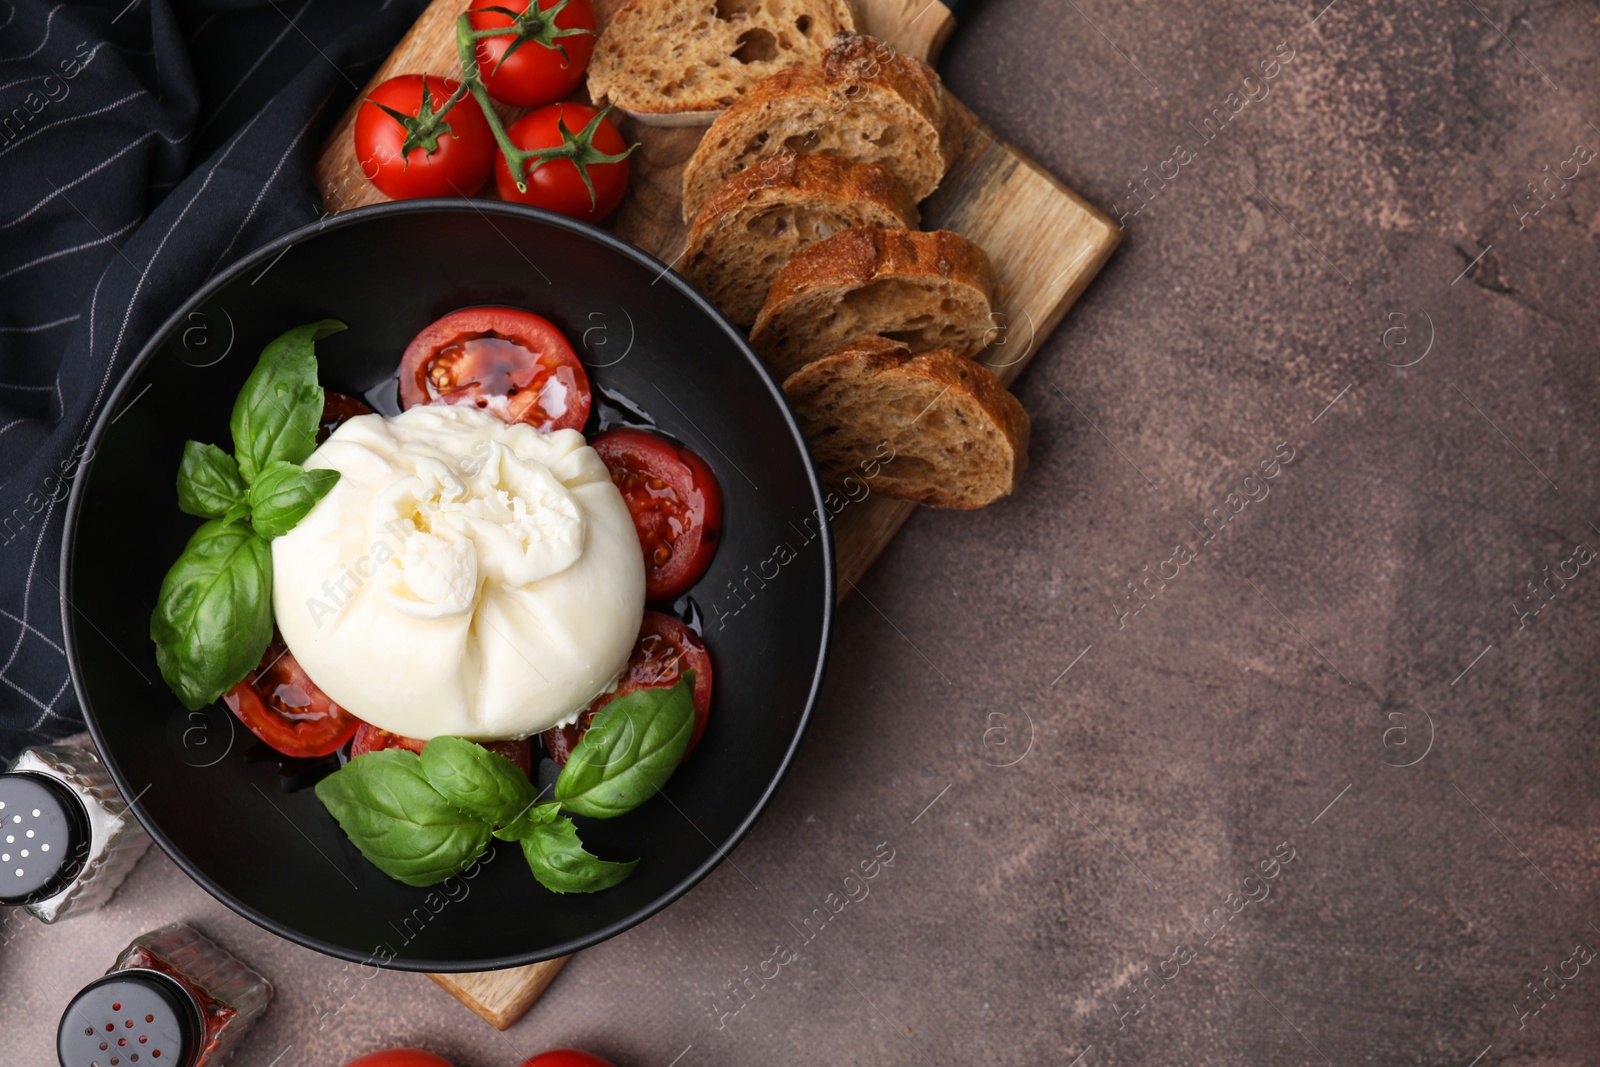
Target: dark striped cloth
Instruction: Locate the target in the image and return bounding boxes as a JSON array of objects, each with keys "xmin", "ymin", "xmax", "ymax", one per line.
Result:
[{"xmin": 0, "ymin": 0, "xmax": 426, "ymax": 759}]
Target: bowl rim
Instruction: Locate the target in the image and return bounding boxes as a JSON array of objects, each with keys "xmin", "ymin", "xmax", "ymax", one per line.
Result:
[{"xmin": 59, "ymin": 198, "xmax": 835, "ymax": 972}]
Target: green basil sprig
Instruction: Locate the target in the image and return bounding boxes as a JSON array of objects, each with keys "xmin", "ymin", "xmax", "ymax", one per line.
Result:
[
  {"xmin": 150, "ymin": 320, "xmax": 345, "ymax": 709},
  {"xmin": 556, "ymin": 673, "xmax": 696, "ymax": 818},
  {"xmin": 315, "ymin": 673, "xmax": 697, "ymax": 893},
  {"xmin": 516, "ymin": 817, "xmax": 637, "ymax": 894},
  {"xmin": 314, "ymin": 749, "xmax": 494, "ymax": 887},
  {"xmin": 247, "ymin": 461, "xmax": 341, "ymax": 538},
  {"xmin": 150, "ymin": 520, "xmax": 273, "ymax": 711}
]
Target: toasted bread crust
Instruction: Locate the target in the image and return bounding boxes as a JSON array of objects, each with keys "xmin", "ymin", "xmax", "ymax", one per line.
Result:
[
  {"xmin": 749, "ymin": 227, "xmax": 997, "ymax": 374},
  {"xmin": 783, "ymin": 337, "xmax": 1031, "ymax": 508},
  {"xmin": 760, "ymin": 226, "xmax": 994, "ymax": 305},
  {"xmin": 680, "ymin": 32, "xmax": 953, "ymax": 220},
  {"xmin": 681, "ymin": 154, "xmax": 918, "ymax": 324},
  {"xmin": 588, "ymin": 0, "xmax": 856, "ymax": 120},
  {"xmin": 691, "ymin": 151, "xmax": 918, "ymax": 233}
]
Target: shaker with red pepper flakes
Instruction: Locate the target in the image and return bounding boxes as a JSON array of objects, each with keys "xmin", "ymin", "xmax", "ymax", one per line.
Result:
[{"xmin": 56, "ymin": 923, "xmax": 272, "ymax": 1067}]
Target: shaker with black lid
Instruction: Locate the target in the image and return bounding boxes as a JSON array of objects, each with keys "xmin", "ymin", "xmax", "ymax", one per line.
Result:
[
  {"xmin": 57, "ymin": 922, "xmax": 272, "ymax": 1067},
  {"xmin": 1, "ymin": 743, "xmax": 150, "ymax": 921}
]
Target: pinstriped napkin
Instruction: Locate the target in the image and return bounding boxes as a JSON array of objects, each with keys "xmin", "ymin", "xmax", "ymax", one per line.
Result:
[{"xmin": 0, "ymin": 0, "xmax": 425, "ymax": 759}]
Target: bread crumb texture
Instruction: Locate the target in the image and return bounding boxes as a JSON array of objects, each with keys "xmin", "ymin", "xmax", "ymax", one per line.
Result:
[{"xmin": 588, "ymin": 0, "xmax": 856, "ymax": 118}]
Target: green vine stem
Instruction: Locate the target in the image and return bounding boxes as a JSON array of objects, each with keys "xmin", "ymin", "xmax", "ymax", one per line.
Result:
[{"xmin": 448, "ymin": 7, "xmax": 636, "ymax": 205}]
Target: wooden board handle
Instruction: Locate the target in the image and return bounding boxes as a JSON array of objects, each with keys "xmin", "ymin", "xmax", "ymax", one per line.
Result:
[
  {"xmin": 859, "ymin": 0, "xmax": 958, "ymax": 64},
  {"xmin": 427, "ymin": 956, "xmax": 571, "ymax": 1030}
]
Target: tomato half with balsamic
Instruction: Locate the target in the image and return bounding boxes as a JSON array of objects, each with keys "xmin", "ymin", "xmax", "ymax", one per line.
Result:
[
  {"xmin": 318, "ymin": 391, "xmax": 374, "ymax": 443},
  {"xmin": 542, "ymin": 610, "xmax": 712, "ymax": 766},
  {"xmin": 399, "ymin": 306, "xmax": 592, "ymax": 432},
  {"xmin": 223, "ymin": 635, "xmax": 359, "ymax": 758},
  {"xmin": 349, "ymin": 723, "xmax": 533, "ymax": 777},
  {"xmin": 591, "ymin": 428, "xmax": 721, "ymax": 602}
]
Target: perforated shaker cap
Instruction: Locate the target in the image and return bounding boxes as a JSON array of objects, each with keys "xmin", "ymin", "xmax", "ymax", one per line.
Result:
[
  {"xmin": 57, "ymin": 970, "xmax": 201, "ymax": 1067},
  {"xmin": 0, "ymin": 770, "xmax": 88, "ymax": 905}
]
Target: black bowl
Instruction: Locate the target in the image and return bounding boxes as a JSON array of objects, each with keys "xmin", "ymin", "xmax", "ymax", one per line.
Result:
[{"xmin": 61, "ymin": 201, "xmax": 833, "ymax": 971}]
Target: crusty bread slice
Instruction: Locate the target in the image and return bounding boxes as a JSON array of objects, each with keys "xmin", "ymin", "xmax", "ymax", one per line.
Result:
[
  {"xmin": 681, "ymin": 154, "xmax": 918, "ymax": 325},
  {"xmin": 783, "ymin": 337, "xmax": 1029, "ymax": 508},
  {"xmin": 749, "ymin": 226, "xmax": 996, "ymax": 377},
  {"xmin": 681, "ymin": 32, "xmax": 953, "ymax": 220},
  {"xmin": 587, "ymin": 0, "xmax": 856, "ymax": 125}
]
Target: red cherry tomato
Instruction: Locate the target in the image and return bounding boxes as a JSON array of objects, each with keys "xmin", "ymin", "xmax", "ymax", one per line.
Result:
[
  {"xmin": 345, "ymin": 1051, "xmax": 457, "ymax": 1067},
  {"xmin": 494, "ymin": 103, "xmax": 630, "ymax": 223},
  {"xmin": 318, "ymin": 391, "xmax": 374, "ymax": 443},
  {"xmin": 223, "ymin": 635, "xmax": 360, "ymax": 758},
  {"xmin": 469, "ymin": 0, "xmax": 597, "ymax": 108},
  {"xmin": 354, "ymin": 75, "xmax": 494, "ymax": 200},
  {"xmin": 591, "ymin": 428, "xmax": 722, "ymax": 601},
  {"xmin": 520, "ymin": 1050, "xmax": 616, "ymax": 1067},
  {"xmin": 542, "ymin": 610, "xmax": 712, "ymax": 766},
  {"xmin": 349, "ymin": 723, "xmax": 534, "ymax": 777},
  {"xmin": 399, "ymin": 306, "xmax": 592, "ymax": 432}
]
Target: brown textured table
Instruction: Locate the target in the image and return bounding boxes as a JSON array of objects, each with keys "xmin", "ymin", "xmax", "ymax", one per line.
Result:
[{"xmin": 6, "ymin": 1, "xmax": 1600, "ymax": 1064}]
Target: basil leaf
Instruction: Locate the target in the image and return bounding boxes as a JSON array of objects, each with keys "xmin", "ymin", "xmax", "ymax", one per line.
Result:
[
  {"xmin": 419, "ymin": 736, "xmax": 541, "ymax": 827},
  {"xmin": 519, "ymin": 815, "xmax": 637, "ymax": 894},
  {"xmin": 176, "ymin": 441, "xmax": 245, "ymax": 519},
  {"xmin": 315, "ymin": 749, "xmax": 492, "ymax": 887},
  {"xmin": 246, "ymin": 460, "xmax": 340, "ymax": 538},
  {"xmin": 149, "ymin": 520, "xmax": 273, "ymax": 710},
  {"xmin": 555, "ymin": 673, "xmax": 695, "ymax": 819},
  {"xmin": 231, "ymin": 319, "xmax": 344, "ymax": 483},
  {"xmin": 493, "ymin": 801, "xmax": 562, "ymax": 842}
]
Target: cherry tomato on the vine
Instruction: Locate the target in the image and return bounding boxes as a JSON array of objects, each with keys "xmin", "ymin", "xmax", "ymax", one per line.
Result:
[
  {"xmin": 224, "ymin": 635, "xmax": 359, "ymax": 759},
  {"xmin": 354, "ymin": 75, "xmax": 494, "ymax": 200},
  {"xmin": 399, "ymin": 306, "xmax": 592, "ymax": 432},
  {"xmin": 469, "ymin": 0, "xmax": 597, "ymax": 108},
  {"xmin": 494, "ymin": 103, "xmax": 632, "ymax": 223}
]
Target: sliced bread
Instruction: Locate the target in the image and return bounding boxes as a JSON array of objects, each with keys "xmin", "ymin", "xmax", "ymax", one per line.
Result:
[
  {"xmin": 749, "ymin": 226, "xmax": 996, "ymax": 377},
  {"xmin": 783, "ymin": 336, "xmax": 1030, "ymax": 508},
  {"xmin": 681, "ymin": 153, "xmax": 918, "ymax": 325},
  {"xmin": 587, "ymin": 0, "xmax": 856, "ymax": 125},
  {"xmin": 680, "ymin": 32, "xmax": 953, "ymax": 220}
]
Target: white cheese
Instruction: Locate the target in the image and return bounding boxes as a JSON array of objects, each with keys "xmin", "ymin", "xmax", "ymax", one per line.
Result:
[{"xmin": 271, "ymin": 404, "xmax": 644, "ymax": 740}]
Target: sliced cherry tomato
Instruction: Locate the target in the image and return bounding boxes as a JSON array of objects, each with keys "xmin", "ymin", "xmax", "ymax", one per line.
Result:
[
  {"xmin": 354, "ymin": 75, "xmax": 494, "ymax": 200},
  {"xmin": 345, "ymin": 1052, "xmax": 457, "ymax": 1067},
  {"xmin": 318, "ymin": 391, "xmax": 374, "ymax": 443},
  {"xmin": 519, "ymin": 1052, "xmax": 615, "ymax": 1067},
  {"xmin": 542, "ymin": 610, "xmax": 712, "ymax": 767},
  {"xmin": 469, "ymin": 0, "xmax": 597, "ymax": 109},
  {"xmin": 591, "ymin": 428, "xmax": 722, "ymax": 601},
  {"xmin": 399, "ymin": 306, "xmax": 592, "ymax": 432},
  {"xmin": 349, "ymin": 722, "xmax": 534, "ymax": 777},
  {"xmin": 224, "ymin": 635, "xmax": 360, "ymax": 759},
  {"xmin": 494, "ymin": 103, "xmax": 631, "ymax": 223}
]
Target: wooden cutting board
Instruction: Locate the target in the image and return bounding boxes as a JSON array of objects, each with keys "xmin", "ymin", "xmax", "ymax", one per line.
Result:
[{"xmin": 315, "ymin": 0, "xmax": 1120, "ymax": 1030}]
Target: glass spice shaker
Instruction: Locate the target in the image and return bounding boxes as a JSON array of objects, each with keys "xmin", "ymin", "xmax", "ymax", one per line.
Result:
[
  {"xmin": 57, "ymin": 922, "xmax": 273, "ymax": 1067},
  {"xmin": 1, "ymin": 743, "xmax": 150, "ymax": 921}
]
